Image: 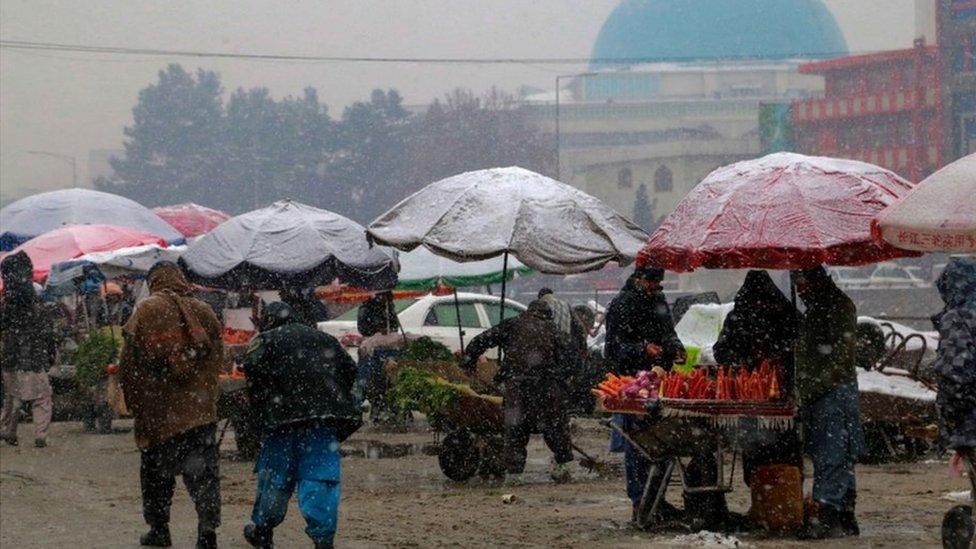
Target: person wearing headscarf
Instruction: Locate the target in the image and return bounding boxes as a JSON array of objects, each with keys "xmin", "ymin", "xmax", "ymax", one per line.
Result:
[
  {"xmin": 356, "ymin": 290, "xmax": 400, "ymax": 337},
  {"xmin": 714, "ymin": 271, "xmax": 802, "ymax": 514},
  {"xmin": 460, "ymin": 299, "xmax": 575, "ymax": 484},
  {"xmin": 932, "ymin": 258, "xmax": 976, "ymax": 453},
  {"xmin": 118, "ymin": 261, "xmax": 224, "ymax": 549},
  {"xmin": 0, "ymin": 251, "xmax": 56, "ymax": 448},
  {"xmin": 241, "ymin": 301, "xmax": 360, "ymax": 549},
  {"xmin": 792, "ymin": 266, "xmax": 863, "ymax": 539}
]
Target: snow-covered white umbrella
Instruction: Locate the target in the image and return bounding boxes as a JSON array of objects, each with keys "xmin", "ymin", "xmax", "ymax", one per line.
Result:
[
  {"xmin": 873, "ymin": 153, "xmax": 976, "ymax": 253},
  {"xmin": 368, "ymin": 167, "xmax": 648, "ymax": 274},
  {"xmin": 368, "ymin": 166, "xmax": 648, "ymax": 330}
]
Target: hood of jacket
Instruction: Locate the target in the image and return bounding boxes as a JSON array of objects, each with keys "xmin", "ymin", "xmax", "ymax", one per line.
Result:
[
  {"xmin": 1, "ymin": 251, "xmax": 35, "ymax": 304},
  {"xmin": 937, "ymin": 257, "xmax": 976, "ymax": 310},
  {"xmin": 260, "ymin": 301, "xmax": 299, "ymax": 332},
  {"xmin": 526, "ymin": 299, "xmax": 553, "ymax": 320},
  {"xmin": 147, "ymin": 261, "xmax": 191, "ymax": 295}
]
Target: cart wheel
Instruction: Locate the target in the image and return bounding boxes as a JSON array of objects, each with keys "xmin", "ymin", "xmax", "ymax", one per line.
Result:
[
  {"xmin": 439, "ymin": 429, "xmax": 481, "ymax": 481},
  {"xmin": 478, "ymin": 435, "xmax": 506, "ymax": 479},
  {"xmin": 942, "ymin": 505, "xmax": 973, "ymax": 549}
]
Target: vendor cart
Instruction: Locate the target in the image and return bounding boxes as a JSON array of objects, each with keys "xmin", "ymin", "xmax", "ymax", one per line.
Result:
[
  {"xmin": 603, "ymin": 397, "xmax": 796, "ymax": 531},
  {"xmin": 433, "ymin": 393, "xmax": 507, "ymax": 482}
]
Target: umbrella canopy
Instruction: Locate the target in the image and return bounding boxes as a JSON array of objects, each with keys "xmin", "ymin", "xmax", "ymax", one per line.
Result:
[
  {"xmin": 368, "ymin": 166, "xmax": 648, "ymax": 274},
  {"xmin": 638, "ymin": 153, "xmax": 919, "ymax": 272},
  {"xmin": 396, "ymin": 246, "xmax": 532, "ymax": 291},
  {"xmin": 0, "ymin": 188, "xmax": 184, "ymax": 250},
  {"xmin": 7, "ymin": 224, "xmax": 169, "ymax": 283},
  {"xmin": 180, "ymin": 199, "xmax": 397, "ymax": 291},
  {"xmin": 46, "ymin": 244, "xmax": 185, "ymax": 292},
  {"xmin": 153, "ymin": 203, "xmax": 231, "ymax": 238},
  {"xmin": 872, "ymin": 153, "xmax": 976, "ymax": 253}
]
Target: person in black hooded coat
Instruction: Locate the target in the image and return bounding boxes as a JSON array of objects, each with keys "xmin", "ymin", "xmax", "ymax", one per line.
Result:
[
  {"xmin": 713, "ymin": 271, "xmax": 803, "ymax": 514},
  {"xmin": 241, "ymin": 301, "xmax": 361, "ymax": 549}
]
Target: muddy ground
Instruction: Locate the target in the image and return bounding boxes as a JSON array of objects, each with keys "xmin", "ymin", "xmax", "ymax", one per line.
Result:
[{"xmin": 0, "ymin": 418, "xmax": 964, "ymax": 548}]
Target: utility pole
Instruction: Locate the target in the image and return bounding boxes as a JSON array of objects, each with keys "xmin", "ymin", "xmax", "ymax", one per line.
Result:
[{"xmin": 27, "ymin": 150, "xmax": 77, "ymax": 186}]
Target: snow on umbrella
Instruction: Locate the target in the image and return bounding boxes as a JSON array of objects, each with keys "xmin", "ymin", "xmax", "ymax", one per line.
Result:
[
  {"xmin": 872, "ymin": 153, "xmax": 976, "ymax": 253},
  {"xmin": 368, "ymin": 166, "xmax": 648, "ymax": 274},
  {"xmin": 396, "ymin": 246, "xmax": 532, "ymax": 291},
  {"xmin": 0, "ymin": 188, "xmax": 184, "ymax": 251},
  {"xmin": 180, "ymin": 199, "xmax": 397, "ymax": 291},
  {"xmin": 7, "ymin": 224, "xmax": 169, "ymax": 283},
  {"xmin": 637, "ymin": 153, "xmax": 920, "ymax": 272},
  {"xmin": 46, "ymin": 244, "xmax": 185, "ymax": 293},
  {"xmin": 153, "ymin": 203, "xmax": 231, "ymax": 238}
]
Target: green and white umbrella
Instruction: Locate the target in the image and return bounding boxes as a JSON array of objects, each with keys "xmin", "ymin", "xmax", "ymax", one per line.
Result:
[{"xmin": 396, "ymin": 246, "xmax": 531, "ymax": 291}]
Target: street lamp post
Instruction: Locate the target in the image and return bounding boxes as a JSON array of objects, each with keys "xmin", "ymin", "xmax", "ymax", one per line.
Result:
[
  {"xmin": 554, "ymin": 72, "xmax": 597, "ymax": 182},
  {"xmin": 27, "ymin": 150, "xmax": 77, "ymax": 186}
]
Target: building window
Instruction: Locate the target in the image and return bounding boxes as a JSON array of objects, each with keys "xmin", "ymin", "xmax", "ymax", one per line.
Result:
[
  {"xmin": 654, "ymin": 165, "xmax": 673, "ymax": 193},
  {"xmin": 617, "ymin": 167, "xmax": 633, "ymax": 189}
]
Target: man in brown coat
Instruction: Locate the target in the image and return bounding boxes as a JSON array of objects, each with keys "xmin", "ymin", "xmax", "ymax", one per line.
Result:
[{"xmin": 119, "ymin": 262, "xmax": 224, "ymax": 549}]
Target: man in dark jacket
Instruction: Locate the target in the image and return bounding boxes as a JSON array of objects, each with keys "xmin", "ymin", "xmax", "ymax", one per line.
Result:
[
  {"xmin": 356, "ymin": 290, "xmax": 400, "ymax": 337},
  {"xmin": 280, "ymin": 286, "xmax": 329, "ymax": 326},
  {"xmin": 0, "ymin": 251, "xmax": 56, "ymax": 448},
  {"xmin": 460, "ymin": 300, "xmax": 574, "ymax": 483},
  {"xmin": 242, "ymin": 301, "xmax": 360, "ymax": 549},
  {"xmin": 793, "ymin": 266, "xmax": 863, "ymax": 539},
  {"xmin": 933, "ymin": 258, "xmax": 976, "ymax": 454},
  {"xmin": 605, "ymin": 265, "xmax": 685, "ymax": 522}
]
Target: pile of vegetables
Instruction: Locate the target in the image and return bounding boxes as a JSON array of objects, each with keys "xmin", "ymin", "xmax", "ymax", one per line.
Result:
[
  {"xmin": 74, "ymin": 328, "xmax": 121, "ymax": 387},
  {"xmin": 388, "ymin": 367, "xmax": 495, "ymax": 419},
  {"xmin": 400, "ymin": 337, "xmax": 455, "ymax": 362},
  {"xmin": 592, "ymin": 363, "xmax": 782, "ymax": 402},
  {"xmin": 591, "ymin": 371, "xmax": 660, "ymax": 400}
]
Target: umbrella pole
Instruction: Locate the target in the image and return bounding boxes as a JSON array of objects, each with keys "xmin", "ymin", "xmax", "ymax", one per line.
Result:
[
  {"xmin": 498, "ymin": 252, "xmax": 509, "ymax": 362},
  {"xmin": 789, "ymin": 271, "xmax": 797, "ymax": 308},
  {"xmin": 453, "ymin": 288, "xmax": 465, "ymax": 353}
]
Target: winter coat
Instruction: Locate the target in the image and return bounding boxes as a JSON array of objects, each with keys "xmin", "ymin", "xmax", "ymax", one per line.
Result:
[
  {"xmin": 118, "ymin": 264, "xmax": 224, "ymax": 450},
  {"xmin": 1, "ymin": 251, "xmax": 55, "ymax": 373},
  {"xmin": 604, "ymin": 277, "xmax": 683, "ymax": 375},
  {"xmin": 281, "ymin": 289, "xmax": 329, "ymax": 327},
  {"xmin": 794, "ymin": 277, "xmax": 857, "ymax": 404},
  {"xmin": 357, "ymin": 294, "xmax": 400, "ymax": 337},
  {"xmin": 714, "ymin": 270, "xmax": 799, "ymax": 394},
  {"xmin": 243, "ymin": 301, "xmax": 361, "ymax": 441},
  {"xmin": 933, "ymin": 258, "xmax": 976, "ymax": 450},
  {"xmin": 462, "ymin": 300, "xmax": 570, "ymax": 381}
]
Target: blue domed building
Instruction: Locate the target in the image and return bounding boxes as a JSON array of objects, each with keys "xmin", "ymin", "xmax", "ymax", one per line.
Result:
[
  {"xmin": 524, "ymin": 0, "xmax": 848, "ymax": 241},
  {"xmin": 591, "ymin": 0, "xmax": 846, "ymax": 68}
]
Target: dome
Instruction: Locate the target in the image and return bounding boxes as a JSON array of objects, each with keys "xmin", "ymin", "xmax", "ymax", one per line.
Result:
[{"xmin": 591, "ymin": 0, "xmax": 847, "ymax": 68}]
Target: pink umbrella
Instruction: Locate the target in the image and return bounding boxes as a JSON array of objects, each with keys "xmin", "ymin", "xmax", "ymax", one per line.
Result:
[
  {"xmin": 872, "ymin": 153, "xmax": 976, "ymax": 253},
  {"xmin": 8, "ymin": 224, "xmax": 168, "ymax": 283},
  {"xmin": 638, "ymin": 153, "xmax": 920, "ymax": 272},
  {"xmin": 153, "ymin": 203, "xmax": 230, "ymax": 238}
]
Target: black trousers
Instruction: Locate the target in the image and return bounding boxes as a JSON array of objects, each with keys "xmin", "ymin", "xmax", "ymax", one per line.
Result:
[
  {"xmin": 503, "ymin": 379, "xmax": 574, "ymax": 474},
  {"xmin": 140, "ymin": 423, "xmax": 221, "ymax": 531}
]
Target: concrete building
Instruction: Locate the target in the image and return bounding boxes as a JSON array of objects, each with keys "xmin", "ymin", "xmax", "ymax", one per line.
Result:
[{"xmin": 522, "ymin": 0, "xmax": 847, "ymax": 230}]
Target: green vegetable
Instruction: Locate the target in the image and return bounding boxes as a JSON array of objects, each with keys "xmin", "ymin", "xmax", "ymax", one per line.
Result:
[
  {"xmin": 387, "ymin": 367, "xmax": 463, "ymax": 420},
  {"xmin": 74, "ymin": 329, "xmax": 120, "ymax": 387},
  {"xmin": 400, "ymin": 337, "xmax": 454, "ymax": 362}
]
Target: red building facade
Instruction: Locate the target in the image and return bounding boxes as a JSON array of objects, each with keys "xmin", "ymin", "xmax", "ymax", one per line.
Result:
[{"xmin": 792, "ymin": 41, "xmax": 941, "ymax": 181}]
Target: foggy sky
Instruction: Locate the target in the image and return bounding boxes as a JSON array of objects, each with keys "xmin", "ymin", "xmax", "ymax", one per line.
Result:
[{"xmin": 0, "ymin": 0, "xmax": 919, "ymax": 201}]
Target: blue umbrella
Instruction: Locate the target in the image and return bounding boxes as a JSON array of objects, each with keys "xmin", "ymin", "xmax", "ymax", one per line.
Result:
[{"xmin": 0, "ymin": 188, "xmax": 184, "ymax": 250}]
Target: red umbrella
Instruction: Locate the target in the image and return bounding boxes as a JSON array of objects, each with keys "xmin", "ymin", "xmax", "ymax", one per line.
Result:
[
  {"xmin": 637, "ymin": 153, "xmax": 920, "ymax": 272},
  {"xmin": 8, "ymin": 224, "xmax": 168, "ymax": 283},
  {"xmin": 153, "ymin": 203, "xmax": 230, "ymax": 238}
]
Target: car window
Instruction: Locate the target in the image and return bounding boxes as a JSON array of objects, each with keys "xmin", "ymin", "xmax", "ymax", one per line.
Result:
[
  {"xmin": 484, "ymin": 304, "xmax": 522, "ymax": 326},
  {"xmin": 424, "ymin": 303, "xmax": 481, "ymax": 327}
]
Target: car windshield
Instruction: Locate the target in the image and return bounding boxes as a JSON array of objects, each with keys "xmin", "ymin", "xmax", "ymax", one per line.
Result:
[{"xmin": 333, "ymin": 298, "xmax": 418, "ymax": 321}]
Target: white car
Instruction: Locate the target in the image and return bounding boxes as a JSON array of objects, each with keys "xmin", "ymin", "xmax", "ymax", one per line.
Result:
[
  {"xmin": 318, "ymin": 292, "xmax": 527, "ymax": 355},
  {"xmin": 868, "ymin": 263, "xmax": 930, "ymax": 288}
]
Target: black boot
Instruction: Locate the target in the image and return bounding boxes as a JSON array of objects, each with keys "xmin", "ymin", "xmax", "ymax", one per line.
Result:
[
  {"xmin": 798, "ymin": 505, "xmax": 848, "ymax": 540},
  {"xmin": 841, "ymin": 509, "xmax": 860, "ymax": 536},
  {"xmin": 243, "ymin": 523, "xmax": 274, "ymax": 548},
  {"xmin": 196, "ymin": 528, "xmax": 217, "ymax": 549},
  {"xmin": 140, "ymin": 525, "xmax": 172, "ymax": 547},
  {"xmin": 313, "ymin": 542, "xmax": 334, "ymax": 549}
]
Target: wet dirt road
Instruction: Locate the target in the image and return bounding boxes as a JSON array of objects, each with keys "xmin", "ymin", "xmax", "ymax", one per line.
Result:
[{"xmin": 0, "ymin": 419, "xmax": 961, "ymax": 548}]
